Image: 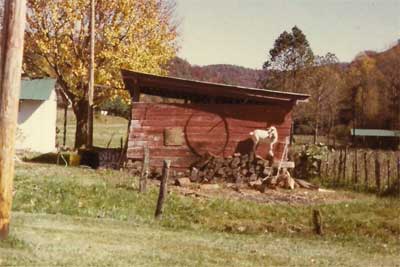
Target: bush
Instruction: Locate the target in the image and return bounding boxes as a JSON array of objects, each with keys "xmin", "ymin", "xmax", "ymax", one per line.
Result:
[{"xmin": 294, "ymin": 144, "xmax": 330, "ymax": 180}]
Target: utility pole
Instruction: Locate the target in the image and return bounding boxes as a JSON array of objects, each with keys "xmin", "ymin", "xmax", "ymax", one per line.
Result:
[
  {"xmin": 0, "ymin": 0, "xmax": 27, "ymax": 240},
  {"xmin": 87, "ymin": 0, "xmax": 95, "ymax": 147}
]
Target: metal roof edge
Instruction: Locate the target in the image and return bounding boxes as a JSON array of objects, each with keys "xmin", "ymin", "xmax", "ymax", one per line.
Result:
[{"xmin": 121, "ymin": 69, "xmax": 310, "ymax": 101}]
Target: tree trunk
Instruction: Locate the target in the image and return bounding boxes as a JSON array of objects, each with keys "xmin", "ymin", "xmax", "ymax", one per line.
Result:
[{"xmin": 73, "ymin": 98, "xmax": 89, "ymax": 149}]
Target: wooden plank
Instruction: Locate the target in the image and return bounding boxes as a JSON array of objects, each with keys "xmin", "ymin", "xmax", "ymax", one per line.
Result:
[{"xmin": 272, "ymin": 161, "xmax": 295, "ymax": 168}]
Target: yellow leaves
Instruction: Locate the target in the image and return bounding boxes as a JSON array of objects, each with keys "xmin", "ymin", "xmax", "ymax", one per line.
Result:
[{"xmin": 24, "ymin": 0, "xmax": 178, "ymax": 104}]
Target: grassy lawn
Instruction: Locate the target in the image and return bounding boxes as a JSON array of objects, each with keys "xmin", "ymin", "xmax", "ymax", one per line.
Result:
[
  {"xmin": 56, "ymin": 108, "xmax": 128, "ymax": 148},
  {"xmin": 1, "ymin": 162, "xmax": 399, "ymax": 266}
]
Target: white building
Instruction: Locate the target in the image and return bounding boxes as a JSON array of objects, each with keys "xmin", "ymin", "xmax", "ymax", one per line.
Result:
[{"xmin": 16, "ymin": 78, "xmax": 57, "ymax": 153}]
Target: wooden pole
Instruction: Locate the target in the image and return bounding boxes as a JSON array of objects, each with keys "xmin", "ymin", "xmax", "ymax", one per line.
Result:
[
  {"xmin": 397, "ymin": 155, "xmax": 400, "ymax": 196},
  {"xmin": 354, "ymin": 148, "xmax": 358, "ymax": 185},
  {"xmin": 364, "ymin": 151, "xmax": 368, "ymax": 191},
  {"xmin": 0, "ymin": 0, "xmax": 27, "ymax": 240},
  {"xmin": 139, "ymin": 145, "xmax": 149, "ymax": 193},
  {"xmin": 343, "ymin": 147, "xmax": 348, "ymax": 185},
  {"xmin": 63, "ymin": 105, "xmax": 68, "ymax": 147},
  {"xmin": 387, "ymin": 158, "xmax": 391, "ymax": 189},
  {"xmin": 375, "ymin": 153, "xmax": 381, "ymax": 193},
  {"xmin": 312, "ymin": 209, "xmax": 323, "ymax": 235},
  {"xmin": 87, "ymin": 0, "xmax": 95, "ymax": 147},
  {"xmin": 155, "ymin": 160, "xmax": 171, "ymax": 219}
]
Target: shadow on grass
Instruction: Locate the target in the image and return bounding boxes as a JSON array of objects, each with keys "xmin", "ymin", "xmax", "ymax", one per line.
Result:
[{"xmin": 24, "ymin": 152, "xmax": 70, "ymax": 165}]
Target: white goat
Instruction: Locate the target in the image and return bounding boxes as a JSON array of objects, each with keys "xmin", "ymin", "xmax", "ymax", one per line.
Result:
[{"xmin": 249, "ymin": 126, "xmax": 278, "ymax": 157}]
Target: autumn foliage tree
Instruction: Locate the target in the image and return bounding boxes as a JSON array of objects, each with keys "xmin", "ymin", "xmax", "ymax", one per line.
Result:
[{"xmin": 23, "ymin": 0, "xmax": 178, "ymax": 148}]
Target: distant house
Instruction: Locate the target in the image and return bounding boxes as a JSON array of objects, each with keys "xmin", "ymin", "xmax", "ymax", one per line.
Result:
[{"xmin": 16, "ymin": 78, "xmax": 57, "ymax": 153}]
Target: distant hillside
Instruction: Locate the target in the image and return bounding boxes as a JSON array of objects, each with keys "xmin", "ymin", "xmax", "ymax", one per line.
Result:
[{"xmin": 167, "ymin": 57, "xmax": 263, "ymax": 88}]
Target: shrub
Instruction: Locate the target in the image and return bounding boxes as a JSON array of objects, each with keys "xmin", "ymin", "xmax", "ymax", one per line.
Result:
[{"xmin": 294, "ymin": 144, "xmax": 330, "ymax": 180}]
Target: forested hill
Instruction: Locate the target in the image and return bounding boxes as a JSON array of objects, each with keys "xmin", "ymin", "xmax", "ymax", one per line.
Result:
[{"xmin": 167, "ymin": 57, "xmax": 263, "ymax": 88}]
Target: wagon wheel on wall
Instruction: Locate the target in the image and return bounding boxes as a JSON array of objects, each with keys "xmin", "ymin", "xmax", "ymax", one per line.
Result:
[{"xmin": 184, "ymin": 112, "xmax": 229, "ymax": 157}]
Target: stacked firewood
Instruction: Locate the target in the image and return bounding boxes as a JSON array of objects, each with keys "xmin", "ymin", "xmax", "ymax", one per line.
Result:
[
  {"xmin": 189, "ymin": 152, "xmax": 319, "ymax": 191},
  {"xmin": 190, "ymin": 152, "xmax": 273, "ymax": 184}
]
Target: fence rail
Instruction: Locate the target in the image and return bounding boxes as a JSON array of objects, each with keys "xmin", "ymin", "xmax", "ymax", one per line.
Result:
[{"xmin": 320, "ymin": 148, "xmax": 400, "ymax": 194}]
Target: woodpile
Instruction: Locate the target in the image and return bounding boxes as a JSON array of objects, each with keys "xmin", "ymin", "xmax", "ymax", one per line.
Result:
[
  {"xmin": 130, "ymin": 151, "xmax": 319, "ymax": 192},
  {"xmin": 190, "ymin": 152, "xmax": 273, "ymax": 184},
  {"xmin": 188, "ymin": 152, "xmax": 319, "ymax": 191}
]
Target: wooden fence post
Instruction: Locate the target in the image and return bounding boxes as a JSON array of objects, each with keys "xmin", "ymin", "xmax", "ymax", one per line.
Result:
[
  {"xmin": 387, "ymin": 158, "xmax": 391, "ymax": 190},
  {"xmin": 397, "ymin": 155, "xmax": 400, "ymax": 195},
  {"xmin": 155, "ymin": 160, "xmax": 171, "ymax": 219},
  {"xmin": 312, "ymin": 209, "xmax": 323, "ymax": 235},
  {"xmin": 364, "ymin": 152, "xmax": 368, "ymax": 191},
  {"xmin": 375, "ymin": 153, "xmax": 381, "ymax": 193},
  {"xmin": 354, "ymin": 148, "xmax": 358, "ymax": 185},
  {"xmin": 0, "ymin": 0, "xmax": 27, "ymax": 240},
  {"xmin": 337, "ymin": 149, "xmax": 343, "ymax": 186},
  {"xmin": 343, "ymin": 147, "xmax": 348, "ymax": 186},
  {"xmin": 333, "ymin": 152, "xmax": 337, "ymax": 186},
  {"xmin": 139, "ymin": 145, "xmax": 149, "ymax": 193}
]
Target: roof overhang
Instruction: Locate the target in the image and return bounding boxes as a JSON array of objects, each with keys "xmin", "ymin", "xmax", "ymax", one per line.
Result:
[{"xmin": 121, "ymin": 69, "xmax": 310, "ymax": 104}]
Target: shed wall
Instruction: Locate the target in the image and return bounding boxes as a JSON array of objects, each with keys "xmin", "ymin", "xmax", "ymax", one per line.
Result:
[
  {"xmin": 127, "ymin": 102, "xmax": 293, "ymax": 169},
  {"xmin": 16, "ymin": 90, "xmax": 57, "ymax": 153}
]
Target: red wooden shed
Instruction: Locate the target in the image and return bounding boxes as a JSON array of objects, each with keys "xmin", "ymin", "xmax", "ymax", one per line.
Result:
[{"xmin": 122, "ymin": 69, "xmax": 309, "ymax": 170}]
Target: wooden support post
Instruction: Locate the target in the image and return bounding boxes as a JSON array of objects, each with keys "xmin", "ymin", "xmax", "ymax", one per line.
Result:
[
  {"xmin": 155, "ymin": 160, "xmax": 171, "ymax": 219},
  {"xmin": 0, "ymin": 0, "xmax": 27, "ymax": 240},
  {"xmin": 86, "ymin": 0, "xmax": 95, "ymax": 148},
  {"xmin": 139, "ymin": 145, "xmax": 149, "ymax": 193},
  {"xmin": 312, "ymin": 209, "xmax": 323, "ymax": 235}
]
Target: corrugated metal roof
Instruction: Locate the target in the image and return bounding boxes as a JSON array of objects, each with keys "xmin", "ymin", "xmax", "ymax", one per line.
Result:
[
  {"xmin": 20, "ymin": 78, "xmax": 56, "ymax": 100},
  {"xmin": 351, "ymin": 129, "xmax": 400, "ymax": 137},
  {"xmin": 121, "ymin": 69, "xmax": 310, "ymax": 104}
]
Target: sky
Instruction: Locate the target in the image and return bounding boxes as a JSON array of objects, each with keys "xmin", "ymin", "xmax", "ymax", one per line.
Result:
[{"xmin": 175, "ymin": 0, "xmax": 400, "ymax": 69}]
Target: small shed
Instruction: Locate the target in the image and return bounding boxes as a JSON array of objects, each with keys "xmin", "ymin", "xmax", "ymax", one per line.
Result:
[
  {"xmin": 351, "ymin": 128, "xmax": 400, "ymax": 149},
  {"xmin": 16, "ymin": 78, "xmax": 57, "ymax": 153},
  {"xmin": 122, "ymin": 70, "xmax": 309, "ymax": 170}
]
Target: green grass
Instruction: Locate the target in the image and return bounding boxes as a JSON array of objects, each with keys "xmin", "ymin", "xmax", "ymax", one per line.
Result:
[
  {"xmin": 1, "ymin": 162, "xmax": 399, "ymax": 266},
  {"xmin": 56, "ymin": 108, "xmax": 128, "ymax": 148}
]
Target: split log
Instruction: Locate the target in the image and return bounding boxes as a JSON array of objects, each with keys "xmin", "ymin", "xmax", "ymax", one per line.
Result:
[
  {"xmin": 174, "ymin": 177, "xmax": 191, "ymax": 187},
  {"xmin": 294, "ymin": 178, "xmax": 319, "ymax": 190}
]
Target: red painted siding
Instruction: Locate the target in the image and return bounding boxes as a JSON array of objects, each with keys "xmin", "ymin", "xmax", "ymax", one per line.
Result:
[{"xmin": 127, "ymin": 103, "xmax": 293, "ymax": 169}]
